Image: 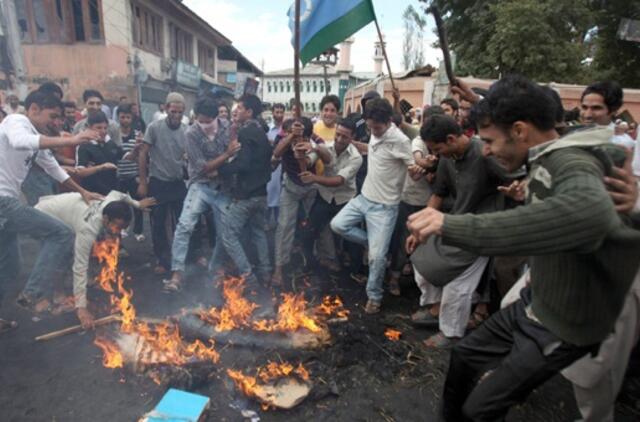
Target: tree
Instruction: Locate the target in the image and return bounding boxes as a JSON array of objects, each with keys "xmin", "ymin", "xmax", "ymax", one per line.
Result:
[{"xmin": 402, "ymin": 5, "xmax": 427, "ymax": 71}]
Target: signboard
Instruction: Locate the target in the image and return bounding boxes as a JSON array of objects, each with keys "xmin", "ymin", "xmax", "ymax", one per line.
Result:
[{"xmin": 174, "ymin": 60, "xmax": 202, "ymax": 89}]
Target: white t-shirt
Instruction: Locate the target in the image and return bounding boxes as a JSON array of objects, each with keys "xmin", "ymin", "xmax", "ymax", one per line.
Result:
[
  {"xmin": 611, "ymin": 133, "xmax": 636, "ymax": 150},
  {"xmin": 401, "ymin": 136, "xmax": 433, "ymax": 206},
  {"xmin": 0, "ymin": 114, "xmax": 68, "ymax": 198},
  {"xmin": 632, "ymin": 139, "xmax": 640, "ymax": 177},
  {"xmin": 361, "ymin": 124, "xmax": 414, "ymax": 205}
]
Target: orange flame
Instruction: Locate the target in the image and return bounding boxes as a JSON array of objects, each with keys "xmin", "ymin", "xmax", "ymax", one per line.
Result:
[
  {"xmin": 384, "ymin": 328, "xmax": 402, "ymax": 341},
  {"xmin": 315, "ymin": 296, "xmax": 350, "ymax": 319},
  {"xmin": 253, "ymin": 293, "xmax": 323, "ymax": 333},
  {"xmin": 94, "ymin": 337, "xmax": 124, "ymax": 368},
  {"xmin": 92, "ymin": 237, "xmax": 120, "ymax": 292},
  {"xmin": 198, "ymin": 277, "xmax": 259, "ymax": 332}
]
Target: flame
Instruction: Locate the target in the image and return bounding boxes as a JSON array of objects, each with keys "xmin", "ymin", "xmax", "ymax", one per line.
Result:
[
  {"xmin": 253, "ymin": 293, "xmax": 323, "ymax": 333},
  {"xmin": 315, "ymin": 296, "xmax": 350, "ymax": 319},
  {"xmin": 384, "ymin": 328, "xmax": 402, "ymax": 341},
  {"xmin": 92, "ymin": 237, "xmax": 120, "ymax": 292},
  {"xmin": 198, "ymin": 277, "xmax": 259, "ymax": 332},
  {"xmin": 94, "ymin": 337, "xmax": 124, "ymax": 368}
]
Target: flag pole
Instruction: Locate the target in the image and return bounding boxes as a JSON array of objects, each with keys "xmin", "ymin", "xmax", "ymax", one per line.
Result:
[
  {"xmin": 294, "ymin": 0, "xmax": 301, "ymax": 119},
  {"xmin": 373, "ymin": 18, "xmax": 396, "ymax": 91}
]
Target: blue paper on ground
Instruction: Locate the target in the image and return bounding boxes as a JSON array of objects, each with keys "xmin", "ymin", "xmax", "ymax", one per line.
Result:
[{"xmin": 144, "ymin": 388, "xmax": 210, "ymax": 422}]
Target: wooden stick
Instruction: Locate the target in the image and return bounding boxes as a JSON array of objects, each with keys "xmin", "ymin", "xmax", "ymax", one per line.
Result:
[
  {"xmin": 35, "ymin": 314, "xmax": 121, "ymax": 341},
  {"xmin": 373, "ymin": 18, "xmax": 396, "ymax": 91},
  {"xmin": 294, "ymin": 0, "xmax": 301, "ymax": 119}
]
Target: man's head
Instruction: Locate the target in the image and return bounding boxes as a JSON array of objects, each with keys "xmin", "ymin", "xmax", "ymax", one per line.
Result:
[
  {"xmin": 7, "ymin": 94, "xmax": 19, "ymax": 108},
  {"xmin": 24, "ymin": 90, "xmax": 63, "ymax": 135},
  {"xmin": 83, "ymin": 89, "xmax": 104, "ymax": 113},
  {"xmin": 117, "ymin": 103, "xmax": 133, "ymax": 129},
  {"xmin": 62, "ymin": 101, "xmax": 76, "ymax": 122},
  {"xmin": 420, "ymin": 114, "xmax": 466, "ymax": 158},
  {"xmin": 87, "ymin": 110, "xmax": 109, "ymax": 142},
  {"xmin": 118, "ymin": 96, "xmax": 128, "ymax": 105},
  {"xmin": 38, "ymin": 82, "xmax": 64, "ymax": 100},
  {"xmin": 361, "ymin": 90, "xmax": 381, "ymax": 114},
  {"xmin": 218, "ymin": 103, "xmax": 230, "ymax": 121},
  {"xmin": 319, "ymin": 95, "xmax": 341, "ymax": 127},
  {"xmin": 284, "ymin": 116, "xmax": 313, "ymax": 145},
  {"xmin": 458, "ymin": 99, "xmax": 473, "ymax": 125},
  {"xmin": 272, "ymin": 103, "xmax": 285, "ymax": 125},
  {"xmin": 580, "ymin": 81, "xmax": 623, "ymax": 126},
  {"xmin": 194, "ymin": 96, "xmax": 219, "ymax": 125},
  {"xmin": 102, "ymin": 201, "xmax": 132, "ymax": 236},
  {"xmin": 364, "ymin": 98, "xmax": 393, "ymax": 138},
  {"xmin": 440, "ymin": 98, "xmax": 459, "ymax": 118},
  {"xmin": 334, "ymin": 117, "xmax": 356, "ymax": 151},
  {"xmin": 165, "ymin": 92, "xmax": 185, "ymax": 129},
  {"xmin": 131, "ymin": 102, "xmax": 140, "ymax": 117},
  {"xmin": 237, "ymin": 94, "xmax": 262, "ymax": 124},
  {"xmin": 472, "ymin": 75, "xmax": 557, "ymax": 172},
  {"xmin": 290, "ymin": 100, "xmax": 304, "ymax": 116}
]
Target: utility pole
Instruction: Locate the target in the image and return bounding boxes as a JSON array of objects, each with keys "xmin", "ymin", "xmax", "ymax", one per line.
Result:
[{"xmin": 0, "ymin": 0, "xmax": 28, "ymax": 98}]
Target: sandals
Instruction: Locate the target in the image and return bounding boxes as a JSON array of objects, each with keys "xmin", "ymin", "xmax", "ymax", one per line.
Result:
[
  {"xmin": 467, "ymin": 309, "xmax": 490, "ymax": 330},
  {"xmin": 423, "ymin": 332, "xmax": 459, "ymax": 349},
  {"xmin": 350, "ymin": 272, "xmax": 367, "ymax": 285},
  {"xmin": 411, "ymin": 307, "xmax": 439, "ymax": 328},
  {"xmin": 162, "ymin": 278, "xmax": 183, "ymax": 293},
  {"xmin": 51, "ymin": 296, "xmax": 76, "ymax": 315},
  {"xmin": 16, "ymin": 294, "xmax": 51, "ymax": 314},
  {"xmin": 153, "ymin": 265, "xmax": 168, "ymax": 275},
  {"xmin": 388, "ymin": 277, "xmax": 401, "ymax": 296},
  {"xmin": 364, "ymin": 299, "xmax": 381, "ymax": 315},
  {"xmin": 0, "ymin": 318, "xmax": 17, "ymax": 334}
]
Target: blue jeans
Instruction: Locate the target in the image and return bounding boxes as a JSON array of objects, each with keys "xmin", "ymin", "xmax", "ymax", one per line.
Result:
[
  {"xmin": 171, "ymin": 183, "xmax": 229, "ymax": 274},
  {"xmin": 0, "ymin": 196, "xmax": 74, "ymax": 304},
  {"xmin": 221, "ymin": 196, "xmax": 272, "ymax": 282},
  {"xmin": 331, "ymin": 195, "xmax": 399, "ymax": 302}
]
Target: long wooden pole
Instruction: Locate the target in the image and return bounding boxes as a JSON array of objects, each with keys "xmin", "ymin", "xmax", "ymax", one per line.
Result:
[
  {"xmin": 294, "ymin": 0, "xmax": 301, "ymax": 119},
  {"xmin": 373, "ymin": 18, "xmax": 396, "ymax": 91},
  {"xmin": 35, "ymin": 314, "xmax": 121, "ymax": 342}
]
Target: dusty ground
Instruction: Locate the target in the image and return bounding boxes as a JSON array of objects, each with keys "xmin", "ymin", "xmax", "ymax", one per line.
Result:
[{"xmin": 1, "ymin": 228, "xmax": 640, "ymax": 422}]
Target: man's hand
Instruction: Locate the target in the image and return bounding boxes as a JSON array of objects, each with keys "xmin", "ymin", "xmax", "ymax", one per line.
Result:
[
  {"xmin": 293, "ymin": 142, "xmax": 312, "ymax": 159},
  {"xmin": 137, "ymin": 182, "xmax": 148, "ymax": 198},
  {"xmin": 405, "ymin": 234, "xmax": 419, "ymax": 255},
  {"xmin": 80, "ymin": 189, "xmax": 104, "ymax": 204},
  {"xmin": 407, "ymin": 207, "xmax": 445, "ymax": 243},
  {"xmin": 99, "ymin": 162, "xmax": 118, "ymax": 172},
  {"xmin": 225, "ymin": 138, "xmax": 241, "ymax": 158},
  {"xmin": 299, "ymin": 171, "xmax": 317, "ymax": 184},
  {"xmin": 450, "ymin": 78, "xmax": 481, "ymax": 104},
  {"xmin": 408, "ymin": 164, "xmax": 427, "ymax": 178},
  {"xmin": 604, "ymin": 151, "xmax": 639, "ymax": 214},
  {"xmin": 138, "ymin": 197, "xmax": 157, "ymax": 210},
  {"xmin": 73, "ymin": 129, "xmax": 100, "ymax": 145},
  {"xmin": 498, "ymin": 180, "xmax": 527, "ymax": 202},
  {"xmin": 62, "ymin": 166, "xmax": 78, "ymax": 176},
  {"xmin": 392, "ymin": 87, "xmax": 401, "ymax": 103},
  {"xmin": 77, "ymin": 307, "xmax": 95, "ymax": 330},
  {"xmin": 290, "ymin": 121, "xmax": 304, "ymax": 138}
]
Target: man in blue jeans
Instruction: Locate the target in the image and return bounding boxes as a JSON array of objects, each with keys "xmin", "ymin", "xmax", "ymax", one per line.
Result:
[
  {"xmin": 218, "ymin": 94, "xmax": 273, "ymax": 286},
  {"xmin": 0, "ymin": 90, "xmax": 101, "ymax": 332},
  {"xmin": 331, "ymin": 98, "xmax": 416, "ymax": 314},
  {"xmin": 164, "ymin": 96, "xmax": 239, "ymax": 292}
]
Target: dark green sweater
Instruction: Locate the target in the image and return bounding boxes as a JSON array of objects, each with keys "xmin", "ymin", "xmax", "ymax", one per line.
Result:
[{"xmin": 442, "ymin": 127, "xmax": 640, "ymax": 346}]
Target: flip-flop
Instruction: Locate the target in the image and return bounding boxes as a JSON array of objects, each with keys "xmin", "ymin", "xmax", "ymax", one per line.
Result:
[
  {"xmin": 423, "ymin": 332, "xmax": 459, "ymax": 349},
  {"xmin": 162, "ymin": 279, "xmax": 183, "ymax": 293},
  {"xmin": 467, "ymin": 310, "xmax": 490, "ymax": 330},
  {"xmin": 0, "ymin": 319, "xmax": 17, "ymax": 334},
  {"xmin": 411, "ymin": 309, "xmax": 440, "ymax": 328},
  {"xmin": 16, "ymin": 294, "xmax": 51, "ymax": 314},
  {"xmin": 388, "ymin": 278, "xmax": 401, "ymax": 296}
]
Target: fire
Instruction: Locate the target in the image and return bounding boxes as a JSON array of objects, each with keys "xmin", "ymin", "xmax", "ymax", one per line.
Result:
[
  {"xmin": 92, "ymin": 237, "xmax": 120, "ymax": 292},
  {"xmin": 94, "ymin": 337, "xmax": 124, "ymax": 368},
  {"xmin": 253, "ymin": 293, "xmax": 323, "ymax": 333},
  {"xmin": 257, "ymin": 361, "xmax": 310, "ymax": 383},
  {"xmin": 315, "ymin": 296, "xmax": 350, "ymax": 319},
  {"xmin": 198, "ymin": 277, "xmax": 259, "ymax": 332},
  {"xmin": 384, "ymin": 328, "xmax": 402, "ymax": 341}
]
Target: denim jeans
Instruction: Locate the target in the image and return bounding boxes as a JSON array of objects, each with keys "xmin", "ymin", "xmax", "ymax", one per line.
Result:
[
  {"xmin": 171, "ymin": 183, "xmax": 229, "ymax": 274},
  {"xmin": 21, "ymin": 165, "xmax": 57, "ymax": 206},
  {"xmin": 331, "ymin": 195, "xmax": 399, "ymax": 302},
  {"xmin": 0, "ymin": 195, "xmax": 74, "ymax": 304},
  {"xmin": 221, "ymin": 196, "xmax": 272, "ymax": 282}
]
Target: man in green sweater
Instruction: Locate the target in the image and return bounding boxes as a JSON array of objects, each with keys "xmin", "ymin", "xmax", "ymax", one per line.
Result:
[{"xmin": 406, "ymin": 75, "xmax": 640, "ymax": 421}]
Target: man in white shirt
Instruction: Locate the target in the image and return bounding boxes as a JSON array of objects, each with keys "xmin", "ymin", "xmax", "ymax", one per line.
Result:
[
  {"xmin": 331, "ymin": 98, "xmax": 415, "ymax": 313},
  {"xmin": 35, "ymin": 191, "xmax": 155, "ymax": 328},
  {"xmin": 0, "ymin": 90, "xmax": 100, "ymax": 332}
]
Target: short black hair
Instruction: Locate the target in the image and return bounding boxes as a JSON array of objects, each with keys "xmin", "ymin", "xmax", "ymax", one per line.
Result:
[
  {"xmin": 337, "ymin": 117, "xmax": 357, "ymax": 134},
  {"xmin": 103, "ymin": 201, "xmax": 132, "ymax": 224},
  {"xmin": 320, "ymin": 95, "xmax": 341, "ymax": 112},
  {"xmin": 24, "ymin": 90, "xmax": 63, "ymax": 111},
  {"xmin": 392, "ymin": 112, "xmax": 403, "ymax": 127},
  {"xmin": 83, "ymin": 89, "xmax": 104, "ymax": 103},
  {"xmin": 194, "ymin": 96, "xmax": 219, "ymax": 118},
  {"xmin": 38, "ymin": 82, "xmax": 64, "ymax": 99},
  {"xmin": 87, "ymin": 110, "xmax": 109, "ymax": 126},
  {"xmin": 420, "ymin": 114, "xmax": 462, "ymax": 144},
  {"xmin": 283, "ymin": 117, "xmax": 313, "ymax": 138},
  {"xmin": 473, "ymin": 75, "xmax": 556, "ymax": 132},
  {"xmin": 440, "ymin": 98, "xmax": 459, "ymax": 111},
  {"xmin": 240, "ymin": 94, "xmax": 263, "ymax": 119},
  {"xmin": 364, "ymin": 98, "xmax": 393, "ymax": 124},
  {"xmin": 423, "ymin": 105, "xmax": 445, "ymax": 121},
  {"xmin": 117, "ymin": 103, "xmax": 133, "ymax": 116},
  {"xmin": 272, "ymin": 103, "xmax": 286, "ymax": 111},
  {"xmin": 581, "ymin": 81, "xmax": 623, "ymax": 114},
  {"xmin": 540, "ymin": 86, "xmax": 565, "ymax": 124},
  {"xmin": 62, "ymin": 101, "xmax": 76, "ymax": 109}
]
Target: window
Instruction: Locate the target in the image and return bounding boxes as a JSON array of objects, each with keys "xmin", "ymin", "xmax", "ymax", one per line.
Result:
[
  {"xmin": 286, "ymin": 81, "xmax": 291, "ymax": 92},
  {"xmin": 312, "ymin": 103, "xmax": 316, "ymax": 112},
  {"xmin": 313, "ymin": 80, "xmax": 317, "ymax": 93},
  {"xmin": 131, "ymin": 2, "xmax": 163, "ymax": 54},
  {"xmin": 267, "ymin": 82, "xmax": 271, "ymax": 93},
  {"xmin": 280, "ymin": 81, "xmax": 284, "ymax": 92},
  {"xmin": 326, "ymin": 81, "xmax": 331, "ymax": 92},
  {"xmin": 198, "ymin": 41, "xmax": 215, "ymax": 75},
  {"xmin": 306, "ymin": 81, "xmax": 310, "ymax": 92},
  {"xmin": 320, "ymin": 81, "xmax": 324, "ymax": 92},
  {"xmin": 15, "ymin": 0, "xmax": 101, "ymax": 44},
  {"xmin": 169, "ymin": 23, "xmax": 193, "ymax": 63}
]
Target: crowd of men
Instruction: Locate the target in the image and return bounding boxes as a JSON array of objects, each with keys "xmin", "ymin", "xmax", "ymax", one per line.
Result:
[{"xmin": 1, "ymin": 74, "xmax": 639, "ymax": 420}]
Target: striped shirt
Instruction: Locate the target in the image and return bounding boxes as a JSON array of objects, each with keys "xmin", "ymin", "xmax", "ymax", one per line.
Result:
[{"xmin": 117, "ymin": 132, "xmax": 139, "ymax": 179}]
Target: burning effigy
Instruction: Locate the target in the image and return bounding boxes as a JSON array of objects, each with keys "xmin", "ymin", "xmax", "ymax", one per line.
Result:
[{"xmin": 90, "ymin": 238, "xmax": 348, "ymax": 410}]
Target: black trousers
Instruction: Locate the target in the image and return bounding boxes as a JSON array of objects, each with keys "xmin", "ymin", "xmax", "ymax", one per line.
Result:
[
  {"xmin": 149, "ymin": 178, "xmax": 187, "ymax": 271},
  {"xmin": 117, "ymin": 178, "xmax": 144, "ymax": 235},
  {"xmin": 389, "ymin": 201, "xmax": 423, "ymax": 275},
  {"xmin": 442, "ymin": 289, "xmax": 598, "ymax": 422}
]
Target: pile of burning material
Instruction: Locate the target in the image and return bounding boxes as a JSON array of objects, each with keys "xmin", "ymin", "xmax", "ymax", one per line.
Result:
[{"xmin": 227, "ymin": 361, "xmax": 312, "ymax": 410}]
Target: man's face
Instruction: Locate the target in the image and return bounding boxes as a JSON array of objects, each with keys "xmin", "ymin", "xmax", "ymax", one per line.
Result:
[
  {"xmin": 366, "ymin": 119, "xmax": 390, "ymax": 138},
  {"xmin": 441, "ymin": 103, "xmax": 457, "ymax": 117},
  {"xmin": 90, "ymin": 122, "xmax": 108, "ymax": 142},
  {"xmin": 321, "ymin": 102, "xmax": 338, "ymax": 127},
  {"xmin": 8, "ymin": 96, "xmax": 19, "ymax": 107},
  {"xmin": 103, "ymin": 217, "xmax": 129, "ymax": 237},
  {"xmin": 118, "ymin": 112, "xmax": 132, "ymax": 129},
  {"xmin": 131, "ymin": 103, "xmax": 139, "ymax": 116},
  {"xmin": 478, "ymin": 124, "xmax": 528, "ymax": 172},
  {"xmin": 217, "ymin": 106, "xmax": 228, "ymax": 121},
  {"xmin": 459, "ymin": 100, "xmax": 472, "ymax": 123},
  {"xmin": 28, "ymin": 105, "xmax": 62, "ymax": 135},
  {"xmin": 64, "ymin": 106, "xmax": 76, "ymax": 121},
  {"xmin": 580, "ymin": 93, "xmax": 612, "ymax": 126},
  {"xmin": 426, "ymin": 136, "xmax": 459, "ymax": 159},
  {"xmin": 196, "ymin": 114, "xmax": 215, "ymax": 125},
  {"xmin": 166, "ymin": 102, "xmax": 185, "ymax": 127},
  {"xmin": 236, "ymin": 102, "xmax": 252, "ymax": 123},
  {"xmin": 273, "ymin": 107, "xmax": 285, "ymax": 124},
  {"xmin": 85, "ymin": 96, "xmax": 102, "ymax": 113},
  {"xmin": 334, "ymin": 125, "xmax": 353, "ymax": 150}
]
